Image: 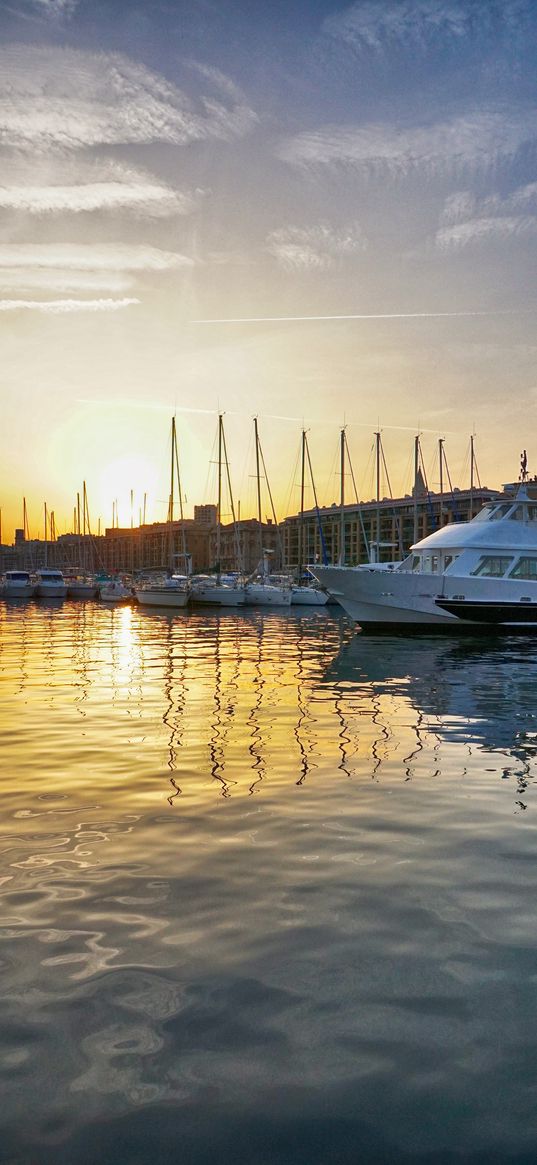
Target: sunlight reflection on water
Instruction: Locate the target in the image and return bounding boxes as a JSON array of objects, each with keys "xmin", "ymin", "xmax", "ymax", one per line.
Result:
[{"xmin": 2, "ymin": 601, "xmax": 537, "ymax": 1163}]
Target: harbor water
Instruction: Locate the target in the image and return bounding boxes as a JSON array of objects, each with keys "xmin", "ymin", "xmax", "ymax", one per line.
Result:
[{"xmin": 1, "ymin": 600, "xmax": 537, "ymax": 1163}]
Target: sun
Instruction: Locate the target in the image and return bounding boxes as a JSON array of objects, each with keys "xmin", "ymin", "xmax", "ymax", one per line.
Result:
[{"xmin": 96, "ymin": 455, "xmax": 161, "ymax": 528}]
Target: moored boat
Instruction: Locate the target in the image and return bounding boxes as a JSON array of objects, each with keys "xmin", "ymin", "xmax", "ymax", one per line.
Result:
[
  {"xmin": 311, "ymin": 465, "xmax": 537, "ymax": 631},
  {"xmin": 135, "ymin": 574, "xmax": 189, "ymax": 608},
  {"xmin": 99, "ymin": 577, "xmax": 133, "ymax": 602},
  {"xmin": 35, "ymin": 569, "xmax": 68, "ymax": 599},
  {"xmin": 1, "ymin": 570, "xmax": 35, "ymax": 599},
  {"xmin": 67, "ymin": 576, "xmax": 98, "ymax": 599}
]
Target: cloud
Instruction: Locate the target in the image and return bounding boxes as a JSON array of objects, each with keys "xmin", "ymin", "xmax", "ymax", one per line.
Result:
[
  {"xmin": 436, "ymin": 181, "xmax": 537, "ymax": 248},
  {"xmin": 322, "ymin": 1, "xmax": 531, "ymax": 53},
  {"xmin": 0, "ymin": 46, "xmax": 258, "ymax": 152},
  {"xmin": 0, "ymin": 159, "xmax": 202, "ymax": 216},
  {"xmin": 0, "ymin": 298, "xmax": 139, "ymax": 312},
  {"xmin": 0, "ymin": 269, "xmax": 134, "ymax": 293},
  {"xmin": 266, "ymin": 223, "xmax": 367, "ymax": 270},
  {"xmin": 277, "ymin": 110, "xmax": 537, "ymax": 177},
  {"xmin": 0, "ymin": 244, "xmax": 194, "ymax": 271},
  {"xmin": 436, "ymin": 216, "xmax": 537, "ymax": 249}
]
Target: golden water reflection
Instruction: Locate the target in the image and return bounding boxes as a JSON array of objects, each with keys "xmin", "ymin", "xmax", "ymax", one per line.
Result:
[{"xmin": 1, "ymin": 602, "xmax": 537, "ymax": 810}]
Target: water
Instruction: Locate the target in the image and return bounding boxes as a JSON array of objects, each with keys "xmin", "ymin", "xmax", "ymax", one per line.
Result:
[{"xmin": 2, "ymin": 600, "xmax": 537, "ymax": 1164}]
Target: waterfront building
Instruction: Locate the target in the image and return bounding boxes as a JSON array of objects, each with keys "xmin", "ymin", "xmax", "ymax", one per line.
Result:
[{"xmin": 281, "ymin": 484, "xmax": 501, "ymax": 569}]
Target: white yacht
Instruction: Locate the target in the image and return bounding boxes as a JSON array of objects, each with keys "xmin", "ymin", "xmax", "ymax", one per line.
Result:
[
  {"xmin": 135, "ymin": 574, "xmax": 189, "ymax": 609},
  {"xmin": 67, "ymin": 576, "xmax": 98, "ymax": 599},
  {"xmin": 1, "ymin": 570, "xmax": 35, "ymax": 599},
  {"xmin": 35, "ymin": 569, "xmax": 68, "ymax": 599},
  {"xmin": 190, "ymin": 575, "xmax": 245, "ymax": 607},
  {"xmin": 99, "ymin": 577, "xmax": 133, "ymax": 603},
  {"xmin": 244, "ymin": 552, "xmax": 292, "ymax": 607},
  {"xmin": 311, "ymin": 477, "xmax": 537, "ymax": 631}
]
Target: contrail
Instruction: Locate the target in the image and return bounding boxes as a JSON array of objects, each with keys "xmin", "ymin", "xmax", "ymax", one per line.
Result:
[{"xmin": 192, "ymin": 309, "xmax": 529, "ymax": 324}]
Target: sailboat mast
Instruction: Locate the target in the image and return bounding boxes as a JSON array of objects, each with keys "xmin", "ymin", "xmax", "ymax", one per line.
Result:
[
  {"xmin": 413, "ymin": 435, "xmax": 420, "ymax": 545},
  {"xmin": 44, "ymin": 501, "xmax": 48, "ymax": 568},
  {"xmin": 217, "ymin": 414, "xmax": 222, "ymax": 583},
  {"xmin": 254, "ymin": 416, "xmax": 263, "ymax": 561},
  {"xmin": 439, "ymin": 438, "xmax": 444, "ymax": 528},
  {"xmin": 375, "ymin": 431, "xmax": 381, "ymax": 562},
  {"xmin": 339, "ymin": 427, "xmax": 345, "ymax": 566},
  {"xmin": 298, "ymin": 429, "xmax": 306, "ymax": 578},
  {"xmin": 470, "ymin": 434, "xmax": 474, "ymax": 519},
  {"xmin": 169, "ymin": 416, "xmax": 176, "ymax": 571}
]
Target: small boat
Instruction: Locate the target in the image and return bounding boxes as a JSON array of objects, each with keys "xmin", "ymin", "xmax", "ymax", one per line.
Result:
[
  {"xmin": 291, "ymin": 582, "xmax": 328, "ymax": 606},
  {"xmin": 35, "ymin": 569, "xmax": 68, "ymax": 599},
  {"xmin": 99, "ymin": 577, "xmax": 133, "ymax": 602},
  {"xmin": 190, "ymin": 574, "xmax": 245, "ymax": 606},
  {"xmin": 1, "ymin": 570, "xmax": 35, "ymax": 599},
  {"xmin": 67, "ymin": 576, "xmax": 98, "ymax": 599},
  {"xmin": 135, "ymin": 574, "xmax": 189, "ymax": 609},
  {"xmin": 244, "ymin": 551, "xmax": 292, "ymax": 607}
]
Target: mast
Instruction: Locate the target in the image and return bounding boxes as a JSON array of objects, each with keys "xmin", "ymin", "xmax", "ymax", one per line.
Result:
[
  {"xmin": 217, "ymin": 414, "xmax": 222, "ymax": 583},
  {"xmin": 470, "ymin": 434, "xmax": 474, "ymax": 519},
  {"xmin": 169, "ymin": 416, "xmax": 176, "ymax": 572},
  {"xmin": 44, "ymin": 502, "xmax": 48, "ymax": 568},
  {"xmin": 375, "ymin": 431, "xmax": 381, "ymax": 563},
  {"xmin": 413, "ymin": 435, "xmax": 420, "ymax": 545},
  {"xmin": 339, "ymin": 427, "xmax": 345, "ymax": 566},
  {"xmin": 438, "ymin": 438, "xmax": 444, "ymax": 528},
  {"xmin": 298, "ymin": 429, "xmax": 306, "ymax": 578},
  {"xmin": 254, "ymin": 417, "xmax": 263, "ymax": 563}
]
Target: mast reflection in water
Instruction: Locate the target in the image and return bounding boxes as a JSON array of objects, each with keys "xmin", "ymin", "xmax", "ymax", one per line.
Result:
[{"xmin": 1, "ymin": 601, "xmax": 537, "ymax": 1164}]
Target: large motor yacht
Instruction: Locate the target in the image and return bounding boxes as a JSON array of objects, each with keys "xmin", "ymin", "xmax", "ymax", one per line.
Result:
[{"xmin": 311, "ymin": 475, "xmax": 537, "ymax": 631}]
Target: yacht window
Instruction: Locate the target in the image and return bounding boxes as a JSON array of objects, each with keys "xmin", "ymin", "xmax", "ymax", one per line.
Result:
[
  {"xmin": 473, "ymin": 504, "xmax": 496, "ymax": 522},
  {"xmin": 511, "ymin": 506, "xmax": 525, "ymax": 521},
  {"xmin": 411, "ymin": 555, "xmax": 421, "ymax": 572},
  {"xmin": 489, "ymin": 504, "xmax": 514, "ymax": 520},
  {"xmin": 509, "ymin": 557, "xmax": 537, "ymax": 580},
  {"xmin": 431, "ymin": 555, "xmax": 439, "ymax": 573},
  {"xmin": 443, "ymin": 554, "xmax": 459, "ymax": 571},
  {"xmin": 471, "ymin": 555, "xmax": 514, "ymax": 578},
  {"xmin": 528, "ymin": 507, "xmax": 537, "ymax": 521}
]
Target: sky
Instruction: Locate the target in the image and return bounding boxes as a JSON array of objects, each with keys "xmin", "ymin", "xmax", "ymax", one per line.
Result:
[{"xmin": 1, "ymin": 0, "xmax": 536, "ymax": 539}]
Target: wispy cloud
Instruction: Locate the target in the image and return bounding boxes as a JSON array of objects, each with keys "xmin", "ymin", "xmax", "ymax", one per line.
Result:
[
  {"xmin": 0, "ymin": 159, "xmax": 202, "ymax": 216},
  {"xmin": 0, "ymin": 298, "xmax": 139, "ymax": 312},
  {"xmin": 436, "ymin": 181, "xmax": 537, "ymax": 248},
  {"xmin": 0, "ymin": 244, "xmax": 194, "ymax": 271},
  {"xmin": 322, "ymin": 1, "xmax": 531, "ymax": 53},
  {"xmin": 0, "ymin": 46, "xmax": 258, "ymax": 152},
  {"xmin": 277, "ymin": 110, "xmax": 537, "ymax": 177},
  {"xmin": 266, "ymin": 223, "xmax": 367, "ymax": 270},
  {"xmin": 0, "ymin": 269, "xmax": 133, "ymax": 293}
]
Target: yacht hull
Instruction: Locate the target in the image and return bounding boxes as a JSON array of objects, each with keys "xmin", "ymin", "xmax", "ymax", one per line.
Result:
[
  {"xmin": 244, "ymin": 584, "xmax": 292, "ymax": 607},
  {"xmin": 291, "ymin": 586, "xmax": 328, "ymax": 606},
  {"xmin": 36, "ymin": 584, "xmax": 68, "ymax": 598},
  {"xmin": 68, "ymin": 583, "xmax": 98, "ymax": 599},
  {"xmin": 135, "ymin": 588, "xmax": 189, "ymax": 608},
  {"xmin": 2, "ymin": 583, "xmax": 35, "ymax": 598},
  {"xmin": 190, "ymin": 584, "xmax": 245, "ymax": 607}
]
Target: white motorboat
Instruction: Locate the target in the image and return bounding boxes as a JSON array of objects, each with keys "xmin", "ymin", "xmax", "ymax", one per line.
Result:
[
  {"xmin": 35, "ymin": 569, "xmax": 68, "ymax": 599},
  {"xmin": 311, "ymin": 474, "xmax": 537, "ymax": 631},
  {"xmin": 135, "ymin": 574, "xmax": 189, "ymax": 609},
  {"xmin": 67, "ymin": 576, "xmax": 98, "ymax": 599},
  {"xmin": 1, "ymin": 570, "xmax": 35, "ymax": 599},
  {"xmin": 99, "ymin": 578, "xmax": 133, "ymax": 603},
  {"xmin": 190, "ymin": 575, "xmax": 245, "ymax": 607}
]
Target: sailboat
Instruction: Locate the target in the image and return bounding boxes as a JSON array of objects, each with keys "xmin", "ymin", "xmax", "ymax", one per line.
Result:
[
  {"xmin": 244, "ymin": 419, "xmax": 292, "ymax": 607},
  {"xmin": 1, "ymin": 498, "xmax": 35, "ymax": 598},
  {"xmin": 190, "ymin": 415, "xmax": 245, "ymax": 606},
  {"xmin": 68, "ymin": 483, "xmax": 98, "ymax": 598},
  {"xmin": 35, "ymin": 503, "xmax": 67, "ymax": 598},
  {"xmin": 135, "ymin": 418, "xmax": 190, "ymax": 609},
  {"xmin": 291, "ymin": 430, "xmax": 328, "ymax": 606}
]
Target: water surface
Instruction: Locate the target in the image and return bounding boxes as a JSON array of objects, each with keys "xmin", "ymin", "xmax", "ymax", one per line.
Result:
[{"xmin": 1, "ymin": 600, "xmax": 537, "ymax": 1164}]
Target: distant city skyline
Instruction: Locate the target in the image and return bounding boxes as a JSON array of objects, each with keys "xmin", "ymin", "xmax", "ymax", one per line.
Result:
[{"xmin": 1, "ymin": 0, "xmax": 536, "ymax": 540}]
